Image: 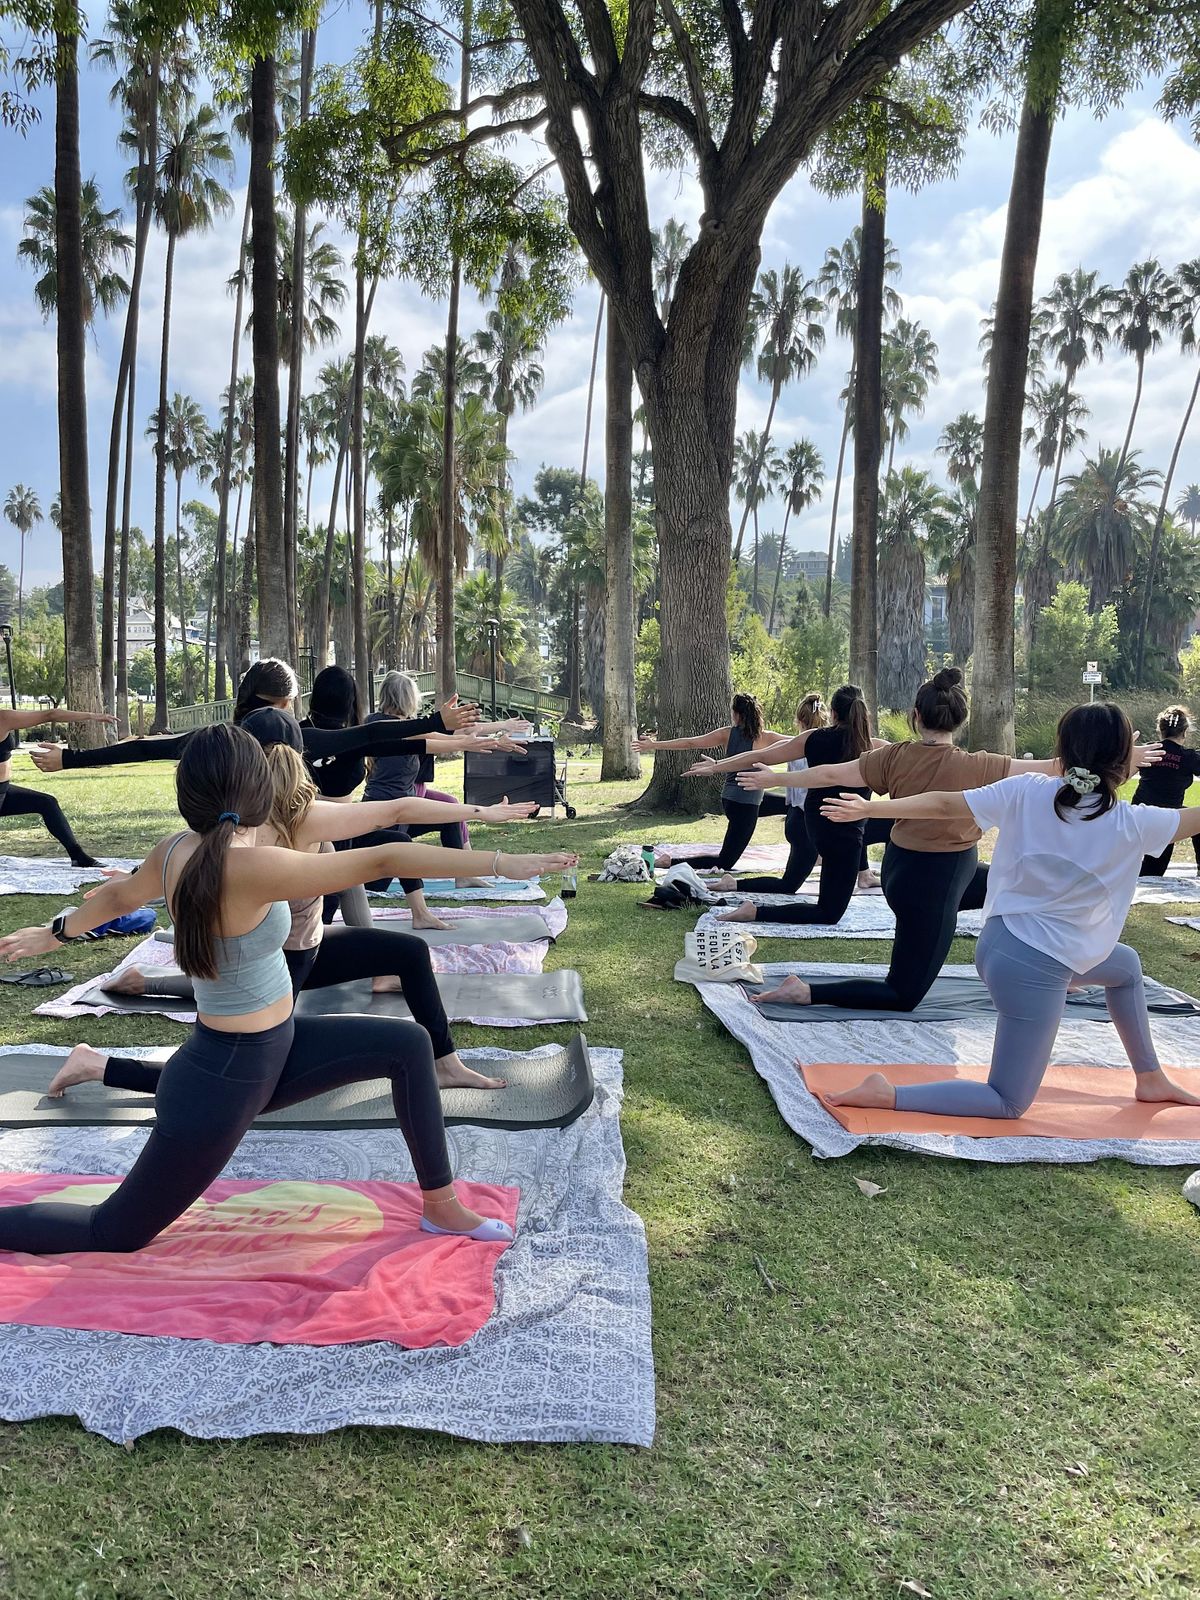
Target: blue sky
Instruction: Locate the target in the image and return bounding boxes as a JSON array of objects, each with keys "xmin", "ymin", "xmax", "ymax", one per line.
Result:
[{"xmin": 2, "ymin": 22, "xmax": 1200, "ymax": 589}]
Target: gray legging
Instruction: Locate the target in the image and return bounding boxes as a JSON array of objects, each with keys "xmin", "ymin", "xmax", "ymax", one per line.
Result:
[{"xmin": 894, "ymin": 916, "xmax": 1161, "ymax": 1119}]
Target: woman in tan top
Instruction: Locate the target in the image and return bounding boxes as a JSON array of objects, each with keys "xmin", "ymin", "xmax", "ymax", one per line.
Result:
[{"xmin": 735, "ymin": 668, "xmax": 1055, "ymax": 1012}]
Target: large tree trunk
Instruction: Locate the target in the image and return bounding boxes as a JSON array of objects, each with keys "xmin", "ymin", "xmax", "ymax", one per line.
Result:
[
  {"xmin": 151, "ymin": 229, "xmax": 176, "ymax": 731},
  {"xmin": 116, "ymin": 386, "xmax": 132, "ymax": 731},
  {"xmin": 849, "ymin": 178, "xmax": 885, "ymax": 720},
  {"xmin": 1136, "ymin": 361, "xmax": 1200, "ymax": 683},
  {"xmin": 215, "ymin": 193, "xmax": 252, "ymax": 702},
  {"xmin": 971, "ymin": 74, "xmax": 1057, "ymax": 749},
  {"xmin": 824, "ymin": 393, "xmax": 851, "ymax": 616},
  {"xmin": 601, "ymin": 316, "xmax": 638, "ymax": 779},
  {"xmin": 249, "ymin": 55, "xmax": 289, "ymax": 660},
  {"xmin": 54, "ymin": 21, "xmax": 103, "ymax": 735},
  {"xmin": 174, "ymin": 473, "xmax": 192, "ymax": 700},
  {"xmin": 878, "ymin": 542, "xmax": 926, "ymax": 709},
  {"xmin": 1114, "ymin": 356, "xmax": 1144, "ymax": 492},
  {"xmin": 238, "ymin": 501, "xmax": 256, "ymax": 678},
  {"xmin": 283, "ymin": 25, "xmax": 317, "ymax": 667},
  {"xmin": 350, "ymin": 263, "xmax": 371, "ymax": 706},
  {"xmin": 438, "ymin": 256, "xmax": 462, "ymax": 701}
]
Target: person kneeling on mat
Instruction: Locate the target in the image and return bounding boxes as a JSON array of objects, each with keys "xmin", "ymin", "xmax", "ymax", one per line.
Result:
[
  {"xmin": 0, "ymin": 724, "xmax": 577, "ymax": 1253},
  {"xmin": 814, "ymin": 702, "xmax": 1200, "ymax": 1118}
]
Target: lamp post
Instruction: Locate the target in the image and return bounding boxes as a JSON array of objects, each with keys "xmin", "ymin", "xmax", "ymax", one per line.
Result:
[{"xmin": 486, "ymin": 617, "xmax": 499, "ymax": 719}]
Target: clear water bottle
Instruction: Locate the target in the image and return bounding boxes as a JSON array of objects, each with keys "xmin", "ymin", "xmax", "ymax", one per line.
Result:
[{"xmin": 561, "ymin": 865, "xmax": 577, "ymax": 899}]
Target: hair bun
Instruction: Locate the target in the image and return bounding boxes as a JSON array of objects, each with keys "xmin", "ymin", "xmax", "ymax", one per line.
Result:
[{"xmin": 933, "ymin": 666, "xmax": 964, "ymax": 692}]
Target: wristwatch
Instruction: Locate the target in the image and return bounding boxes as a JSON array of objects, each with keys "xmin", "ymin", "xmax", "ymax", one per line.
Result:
[{"xmin": 49, "ymin": 908, "xmax": 83, "ymax": 944}]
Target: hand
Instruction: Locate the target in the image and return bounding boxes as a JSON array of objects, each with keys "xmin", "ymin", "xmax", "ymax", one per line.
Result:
[
  {"xmin": 633, "ymin": 737, "xmax": 657, "ymax": 754},
  {"xmin": 83, "ymin": 868, "xmax": 132, "ymax": 900},
  {"xmin": 496, "ymin": 851, "xmax": 579, "ymax": 880},
  {"xmin": 682, "ymin": 757, "xmax": 717, "ymax": 778},
  {"xmin": 819, "ymin": 792, "xmax": 870, "ymax": 824},
  {"xmin": 441, "ymin": 695, "xmax": 481, "ymax": 732},
  {"xmin": 479, "ymin": 799, "xmax": 538, "ymax": 823},
  {"xmin": 735, "ymin": 764, "xmax": 778, "ymax": 791},
  {"xmin": 500, "ymin": 718, "xmax": 534, "ymax": 737},
  {"xmin": 469, "ymin": 736, "xmax": 527, "ymax": 755},
  {"xmin": 1131, "ymin": 738, "xmax": 1163, "ymax": 769},
  {"xmin": 30, "ymin": 743, "xmax": 64, "ymax": 773},
  {"xmin": 0, "ymin": 924, "xmax": 60, "ymax": 961},
  {"xmin": 88, "ymin": 712, "xmax": 119, "ymax": 725}
]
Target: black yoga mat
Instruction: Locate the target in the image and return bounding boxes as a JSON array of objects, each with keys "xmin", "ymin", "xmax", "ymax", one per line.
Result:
[{"xmin": 293, "ymin": 971, "xmax": 587, "ymax": 1025}]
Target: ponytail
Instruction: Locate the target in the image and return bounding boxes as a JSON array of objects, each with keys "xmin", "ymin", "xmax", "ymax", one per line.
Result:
[
  {"xmin": 731, "ymin": 693, "xmax": 763, "ymax": 744},
  {"xmin": 233, "ymin": 658, "xmax": 299, "ymax": 724},
  {"xmin": 1052, "ymin": 703, "xmax": 1132, "ymax": 823},
  {"xmin": 1157, "ymin": 704, "xmax": 1191, "ymax": 741},
  {"xmin": 796, "ymin": 693, "xmax": 827, "ymax": 731},
  {"xmin": 265, "ymin": 743, "xmax": 316, "ymax": 850},
  {"xmin": 829, "ymin": 683, "xmax": 871, "ymax": 760}
]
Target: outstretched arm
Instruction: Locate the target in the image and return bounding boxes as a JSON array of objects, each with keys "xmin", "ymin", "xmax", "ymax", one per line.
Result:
[
  {"xmin": 0, "ymin": 835, "xmax": 172, "ymax": 958},
  {"xmin": 684, "ymin": 731, "xmax": 813, "ymax": 776},
  {"xmin": 34, "ymin": 730, "xmax": 194, "ymax": 772},
  {"xmin": 635, "ymin": 725, "xmax": 731, "ymax": 753},
  {"xmin": 737, "ymin": 757, "xmax": 868, "ymax": 792},
  {"xmin": 820, "ymin": 791, "xmax": 971, "ymax": 825},
  {"xmin": 296, "ymin": 796, "xmax": 537, "ymax": 847},
  {"xmin": 0, "ymin": 707, "xmax": 116, "ymax": 735}
]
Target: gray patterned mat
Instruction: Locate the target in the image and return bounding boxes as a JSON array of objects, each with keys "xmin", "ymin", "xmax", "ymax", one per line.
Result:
[
  {"xmin": 0, "ymin": 1045, "xmax": 654, "ymax": 1445},
  {"xmin": 0, "ymin": 1035, "xmax": 596, "ymax": 1132},
  {"xmin": 0, "ymin": 855, "xmax": 140, "ymax": 896},
  {"xmin": 700, "ymin": 978, "xmax": 1200, "ymax": 1166},
  {"xmin": 294, "ymin": 970, "xmax": 587, "ymax": 1027},
  {"xmin": 374, "ymin": 876, "xmax": 546, "ymax": 902}
]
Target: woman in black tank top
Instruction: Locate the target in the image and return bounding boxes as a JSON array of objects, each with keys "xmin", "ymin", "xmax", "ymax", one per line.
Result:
[{"xmin": 0, "ymin": 704, "xmax": 116, "ymax": 864}]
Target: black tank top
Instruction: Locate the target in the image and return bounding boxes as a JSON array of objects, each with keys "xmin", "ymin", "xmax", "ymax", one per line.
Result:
[{"xmin": 803, "ymin": 725, "xmax": 869, "ymax": 817}]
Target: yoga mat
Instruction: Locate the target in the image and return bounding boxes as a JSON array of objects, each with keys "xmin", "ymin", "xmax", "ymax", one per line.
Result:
[
  {"xmin": 0, "ymin": 1036, "xmax": 595, "ymax": 1132},
  {"xmin": 372, "ymin": 876, "xmax": 545, "ymax": 902},
  {"xmin": 698, "ymin": 979, "xmax": 1200, "ymax": 1165},
  {"xmin": 655, "ymin": 841, "xmax": 789, "ymax": 872},
  {"xmin": 800, "ymin": 1061, "xmax": 1200, "ymax": 1142},
  {"xmin": 697, "ymin": 899, "xmax": 979, "ymax": 941},
  {"xmin": 372, "ymin": 912, "xmax": 557, "ymax": 946},
  {"xmin": 0, "ymin": 854, "xmax": 141, "ymax": 896},
  {"xmin": 0, "ymin": 1172, "xmax": 516, "ymax": 1347},
  {"xmin": 0, "ymin": 1045, "xmax": 654, "ymax": 1445},
  {"xmin": 294, "ymin": 970, "xmax": 587, "ymax": 1026},
  {"xmin": 736, "ymin": 964, "xmax": 1200, "ymax": 1024}
]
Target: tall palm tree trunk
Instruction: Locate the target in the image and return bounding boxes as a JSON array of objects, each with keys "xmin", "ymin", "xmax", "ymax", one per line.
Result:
[
  {"xmin": 384, "ymin": 506, "xmax": 396, "ymax": 668},
  {"xmin": 971, "ymin": 68, "xmax": 1058, "ymax": 752},
  {"xmin": 116, "ymin": 389, "xmax": 132, "ymax": 728},
  {"xmin": 751, "ymin": 506, "xmax": 760, "ymax": 610},
  {"xmin": 173, "ymin": 472, "xmax": 191, "ymax": 698},
  {"xmin": 601, "ymin": 312, "xmax": 638, "ymax": 778},
  {"xmin": 283, "ymin": 24, "xmax": 317, "ymax": 667},
  {"xmin": 150, "ymin": 229, "xmax": 177, "ymax": 731},
  {"xmin": 238, "ymin": 500, "xmax": 256, "ymax": 678},
  {"xmin": 1114, "ymin": 356, "xmax": 1144, "ymax": 491},
  {"xmin": 569, "ymin": 292, "xmax": 605, "ymax": 722},
  {"xmin": 1136, "ymin": 360, "xmax": 1200, "ymax": 684},
  {"xmin": 350, "ymin": 262, "xmax": 371, "ymax": 705},
  {"xmin": 17, "ymin": 532, "xmax": 26, "ymax": 631},
  {"xmin": 824, "ymin": 392, "xmax": 851, "ymax": 615},
  {"xmin": 317, "ymin": 415, "xmax": 349, "ymax": 669},
  {"xmin": 1020, "ymin": 459, "xmax": 1047, "ymax": 542},
  {"xmin": 768, "ymin": 501, "xmax": 794, "ymax": 635},
  {"xmin": 733, "ymin": 379, "xmax": 782, "ymax": 564},
  {"xmin": 849, "ymin": 173, "xmax": 886, "ymax": 719},
  {"xmin": 249, "ymin": 54, "xmax": 288, "ymax": 660},
  {"xmin": 54, "ymin": 17, "xmax": 103, "ymax": 732},
  {"xmin": 214, "ymin": 192, "xmax": 251, "ymax": 703}
]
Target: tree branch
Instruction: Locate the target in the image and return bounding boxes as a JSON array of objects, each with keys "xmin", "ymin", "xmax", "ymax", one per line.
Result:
[
  {"xmin": 658, "ymin": 0, "xmax": 716, "ymax": 162},
  {"xmin": 574, "ymin": 0, "xmax": 620, "ymax": 78},
  {"xmin": 620, "ymin": 0, "xmax": 659, "ymax": 89},
  {"xmin": 398, "ymin": 79, "xmax": 543, "ymax": 144},
  {"xmin": 391, "ymin": 111, "xmax": 550, "ymax": 165},
  {"xmin": 637, "ymin": 89, "xmax": 700, "ymax": 144}
]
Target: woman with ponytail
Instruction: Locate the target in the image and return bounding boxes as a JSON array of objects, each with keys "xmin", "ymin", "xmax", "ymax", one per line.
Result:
[
  {"xmin": 1130, "ymin": 704, "xmax": 1200, "ymax": 875},
  {"xmin": 0, "ymin": 724, "xmax": 577, "ymax": 1254},
  {"xmin": 739, "ymin": 668, "xmax": 1075, "ymax": 1010},
  {"xmin": 819, "ymin": 703, "xmax": 1200, "ymax": 1117}
]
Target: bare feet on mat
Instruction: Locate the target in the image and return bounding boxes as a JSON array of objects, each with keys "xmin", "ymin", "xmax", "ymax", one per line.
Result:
[
  {"xmin": 48, "ymin": 1043, "xmax": 106, "ymax": 1097},
  {"xmin": 103, "ymin": 967, "xmax": 146, "ymax": 995},
  {"xmin": 456, "ymin": 877, "xmax": 492, "ymax": 888},
  {"xmin": 1134, "ymin": 1068, "xmax": 1200, "ymax": 1106},
  {"xmin": 751, "ymin": 974, "xmax": 811, "ymax": 1005},
  {"xmin": 717, "ymin": 901, "xmax": 758, "ymax": 923},
  {"xmin": 825, "ymin": 1071, "xmax": 896, "ymax": 1109},
  {"xmin": 857, "ymin": 870, "xmax": 881, "ymax": 891},
  {"xmin": 436, "ymin": 1052, "xmax": 506, "ymax": 1090},
  {"xmin": 710, "ymin": 874, "xmax": 737, "ymax": 892},
  {"xmin": 410, "ymin": 912, "xmax": 453, "ymax": 931}
]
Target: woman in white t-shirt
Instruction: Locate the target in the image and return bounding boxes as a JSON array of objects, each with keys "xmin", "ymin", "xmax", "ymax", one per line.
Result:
[{"xmin": 816, "ymin": 703, "xmax": 1200, "ymax": 1117}]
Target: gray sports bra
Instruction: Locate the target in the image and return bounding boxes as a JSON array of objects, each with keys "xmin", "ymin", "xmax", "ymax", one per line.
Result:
[{"xmin": 162, "ymin": 834, "xmax": 293, "ymax": 1016}]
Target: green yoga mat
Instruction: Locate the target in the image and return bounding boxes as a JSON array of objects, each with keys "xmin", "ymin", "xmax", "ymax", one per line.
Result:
[
  {"xmin": 741, "ymin": 968, "xmax": 1200, "ymax": 1024},
  {"xmin": 294, "ymin": 970, "xmax": 587, "ymax": 1025},
  {"xmin": 0, "ymin": 1036, "xmax": 595, "ymax": 1131}
]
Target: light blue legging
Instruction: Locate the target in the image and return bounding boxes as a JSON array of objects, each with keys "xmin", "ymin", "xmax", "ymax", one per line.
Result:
[{"xmin": 894, "ymin": 916, "xmax": 1161, "ymax": 1119}]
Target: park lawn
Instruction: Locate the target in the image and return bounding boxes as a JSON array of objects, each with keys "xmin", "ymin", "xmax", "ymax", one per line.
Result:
[{"xmin": 0, "ymin": 751, "xmax": 1198, "ymax": 1599}]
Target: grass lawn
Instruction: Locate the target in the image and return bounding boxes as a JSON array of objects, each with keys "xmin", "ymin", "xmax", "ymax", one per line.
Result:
[{"xmin": 0, "ymin": 749, "xmax": 1198, "ymax": 1599}]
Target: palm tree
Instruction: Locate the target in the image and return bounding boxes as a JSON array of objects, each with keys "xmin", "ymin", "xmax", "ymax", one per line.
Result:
[
  {"xmin": 148, "ymin": 392, "xmax": 206, "ymax": 699},
  {"xmin": 928, "ymin": 477, "xmax": 977, "ymax": 665},
  {"xmin": 877, "ymin": 466, "xmax": 951, "ymax": 709},
  {"xmin": 733, "ymin": 431, "xmax": 784, "ymax": 613},
  {"xmin": 768, "ymin": 440, "xmax": 824, "ymax": 633},
  {"xmin": 2, "ymin": 486, "xmax": 42, "ymax": 630},
  {"xmin": 817, "ymin": 227, "xmax": 901, "ymax": 616},
  {"xmin": 300, "ymin": 392, "xmax": 330, "ymax": 530},
  {"xmin": 732, "ymin": 265, "xmax": 826, "ymax": 562},
  {"xmin": 1021, "ymin": 380, "xmax": 1089, "ymax": 542},
  {"xmin": 410, "ymin": 337, "xmax": 489, "ymax": 402},
  {"xmin": 19, "ymin": 179, "xmax": 132, "ymax": 326},
  {"xmin": 454, "ymin": 570, "xmax": 526, "ymax": 675},
  {"xmin": 267, "ymin": 214, "xmax": 347, "ymax": 358},
  {"xmin": 1135, "ymin": 261, "xmax": 1200, "ymax": 683},
  {"xmin": 508, "ymin": 534, "xmax": 556, "ymax": 637},
  {"xmin": 652, "ymin": 218, "xmax": 692, "ymax": 319},
  {"xmin": 149, "ymin": 101, "xmax": 233, "ymax": 725},
  {"xmin": 475, "ymin": 285, "xmax": 545, "ymax": 602},
  {"xmin": 1109, "ymin": 259, "xmax": 1178, "ymax": 486},
  {"xmin": 313, "ymin": 355, "xmax": 355, "ymax": 668},
  {"xmin": 1039, "ymin": 267, "xmax": 1111, "ymax": 541},
  {"xmin": 1056, "ymin": 448, "xmax": 1161, "ymax": 610},
  {"xmin": 1178, "ymin": 483, "xmax": 1200, "ymax": 538},
  {"xmin": 880, "ymin": 318, "xmax": 938, "ymax": 478},
  {"xmin": 935, "ymin": 412, "xmax": 983, "ymax": 487}
]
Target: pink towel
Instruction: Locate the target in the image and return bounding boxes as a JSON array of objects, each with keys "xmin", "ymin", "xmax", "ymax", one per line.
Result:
[{"xmin": 0, "ymin": 1174, "xmax": 518, "ymax": 1347}]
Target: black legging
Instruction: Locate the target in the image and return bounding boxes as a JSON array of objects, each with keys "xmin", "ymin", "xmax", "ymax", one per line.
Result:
[
  {"xmin": 684, "ymin": 793, "xmax": 789, "ymax": 871},
  {"xmin": 351, "ymin": 818, "xmax": 465, "ymax": 895},
  {"xmin": 0, "ymin": 779, "xmax": 96, "ymax": 865},
  {"xmin": 735, "ymin": 804, "xmax": 878, "ymax": 894},
  {"xmin": 1133, "ymin": 796, "xmax": 1197, "ymax": 876},
  {"xmin": 104, "ymin": 925, "xmax": 457, "ymax": 1095},
  {"xmin": 807, "ymin": 842, "xmax": 986, "ymax": 1011},
  {"xmin": 0, "ymin": 1013, "xmax": 451, "ymax": 1254},
  {"xmin": 753, "ymin": 812, "xmax": 892, "ymax": 924}
]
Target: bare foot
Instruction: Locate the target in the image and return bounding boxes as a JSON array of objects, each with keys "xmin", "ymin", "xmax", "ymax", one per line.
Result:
[
  {"xmin": 653, "ymin": 851, "xmax": 674, "ymax": 868},
  {"xmin": 371, "ymin": 975, "xmax": 403, "ymax": 993},
  {"xmin": 825, "ymin": 1071, "xmax": 896, "ymax": 1109},
  {"xmin": 751, "ymin": 974, "xmax": 811, "ymax": 1005},
  {"xmin": 710, "ymin": 874, "xmax": 737, "ymax": 892},
  {"xmin": 436, "ymin": 1053, "xmax": 506, "ymax": 1090},
  {"xmin": 411, "ymin": 912, "xmax": 453, "ymax": 931},
  {"xmin": 48, "ymin": 1043, "xmax": 106, "ymax": 1098},
  {"xmin": 1135, "ymin": 1068, "xmax": 1200, "ymax": 1107},
  {"xmin": 455, "ymin": 877, "xmax": 492, "ymax": 888},
  {"xmin": 717, "ymin": 901, "xmax": 759, "ymax": 923},
  {"xmin": 102, "ymin": 967, "xmax": 147, "ymax": 995},
  {"xmin": 857, "ymin": 870, "xmax": 881, "ymax": 891}
]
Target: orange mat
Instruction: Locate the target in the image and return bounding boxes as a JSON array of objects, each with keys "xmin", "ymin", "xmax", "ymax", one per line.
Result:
[{"xmin": 800, "ymin": 1062, "xmax": 1200, "ymax": 1141}]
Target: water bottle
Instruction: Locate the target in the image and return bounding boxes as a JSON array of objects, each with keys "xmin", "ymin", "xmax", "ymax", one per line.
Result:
[
  {"xmin": 561, "ymin": 865, "xmax": 578, "ymax": 900},
  {"xmin": 641, "ymin": 845, "xmax": 656, "ymax": 878}
]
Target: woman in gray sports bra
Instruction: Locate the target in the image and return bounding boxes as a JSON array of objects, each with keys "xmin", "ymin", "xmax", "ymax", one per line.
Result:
[{"xmin": 0, "ymin": 724, "xmax": 577, "ymax": 1256}]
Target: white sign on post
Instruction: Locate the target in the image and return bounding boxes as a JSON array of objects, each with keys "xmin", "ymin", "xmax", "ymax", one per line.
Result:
[{"xmin": 1082, "ymin": 670, "xmax": 1102, "ymax": 684}]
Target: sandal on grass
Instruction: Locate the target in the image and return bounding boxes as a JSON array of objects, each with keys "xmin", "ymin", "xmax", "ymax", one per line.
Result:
[{"xmin": 0, "ymin": 967, "xmax": 73, "ymax": 987}]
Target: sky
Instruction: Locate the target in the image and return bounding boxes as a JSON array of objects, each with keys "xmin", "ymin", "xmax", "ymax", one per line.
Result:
[{"xmin": 2, "ymin": 14, "xmax": 1200, "ymax": 591}]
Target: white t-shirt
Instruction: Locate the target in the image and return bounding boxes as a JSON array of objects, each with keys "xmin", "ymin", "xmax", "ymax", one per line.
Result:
[
  {"xmin": 786, "ymin": 757, "xmax": 809, "ymax": 810},
  {"xmin": 964, "ymin": 773, "xmax": 1179, "ymax": 973}
]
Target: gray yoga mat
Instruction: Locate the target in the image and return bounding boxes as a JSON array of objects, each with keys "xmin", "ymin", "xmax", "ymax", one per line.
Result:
[
  {"xmin": 152, "ymin": 913, "xmax": 558, "ymax": 947},
  {"xmin": 0, "ymin": 1036, "xmax": 594, "ymax": 1131},
  {"xmin": 294, "ymin": 969, "xmax": 587, "ymax": 1025},
  {"xmin": 740, "ymin": 967, "xmax": 1200, "ymax": 1025}
]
